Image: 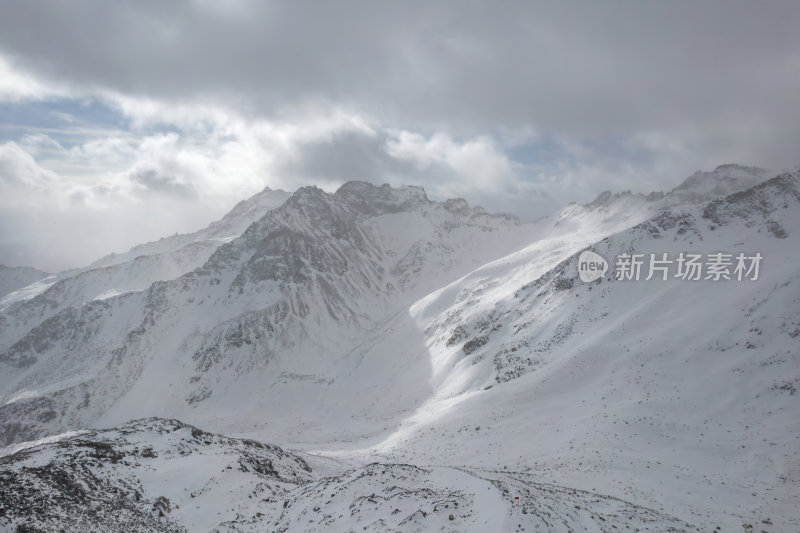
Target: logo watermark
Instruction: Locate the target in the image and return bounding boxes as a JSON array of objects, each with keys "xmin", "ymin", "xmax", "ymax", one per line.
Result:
[
  {"xmin": 578, "ymin": 250, "xmax": 609, "ymax": 282},
  {"xmin": 578, "ymin": 251, "xmax": 762, "ymax": 282}
]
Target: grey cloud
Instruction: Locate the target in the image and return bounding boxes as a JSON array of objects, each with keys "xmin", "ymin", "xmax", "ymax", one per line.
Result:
[
  {"xmin": 272, "ymin": 129, "xmax": 431, "ymax": 189},
  {"xmin": 270, "ymin": 126, "xmax": 554, "ymax": 216},
  {"xmin": 129, "ymin": 168, "xmax": 197, "ymax": 198},
  {"xmin": 1, "ymin": 2, "xmax": 798, "ymax": 152},
  {"xmin": 276, "ymin": 130, "xmax": 399, "ymax": 185}
]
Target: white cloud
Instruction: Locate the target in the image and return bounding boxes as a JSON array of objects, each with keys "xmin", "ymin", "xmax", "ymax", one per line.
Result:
[
  {"xmin": 0, "ymin": 108, "xmax": 555, "ymax": 270},
  {"xmin": 0, "ymin": 142, "xmax": 58, "ymax": 190},
  {"xmin": 20, "ymin": 134, "xmax": 65, "ymax": 154},
  {"xmin": 385, "ymin": 131, "xmax": 518, "ymax": 197},
  {"xmin": 0, "ymin": 56, "xmax": 54, "ymax": 101}
]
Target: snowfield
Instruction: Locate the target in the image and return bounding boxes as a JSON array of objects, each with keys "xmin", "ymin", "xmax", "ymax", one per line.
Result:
[{"xmin": 0, "ymin": 165, "xmax": 797, "ymax": 532}]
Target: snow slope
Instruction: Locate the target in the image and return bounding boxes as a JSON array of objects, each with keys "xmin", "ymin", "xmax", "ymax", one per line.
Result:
[{"xmin": 343, "ymin": 171, "xmax": 800, "ymax": 531}]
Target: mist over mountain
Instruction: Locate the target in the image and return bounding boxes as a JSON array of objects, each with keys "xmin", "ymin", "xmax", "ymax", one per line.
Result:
[{"xmin": 0, "ymin": 266, "xmax": 49, "ymax": 300}]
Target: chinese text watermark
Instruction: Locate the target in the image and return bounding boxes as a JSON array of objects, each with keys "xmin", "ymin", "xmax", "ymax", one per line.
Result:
[{"xmin": 578, "ymin": 251, "xmax": 762, "ymax": 282}]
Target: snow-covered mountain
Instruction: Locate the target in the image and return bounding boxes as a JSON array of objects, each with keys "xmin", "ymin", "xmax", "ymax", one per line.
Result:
[
  {"xmin": 351, "ymin": 170, "xmax": 798, "ymax": 530},
  {"xmin": 1, "ymin": 165, "xmax": 797, "ymax": 531},
  {"xmin": 551, "ymin": 162, "xmax": 771, "ymax": 234},
  {"xmin": 0, "ymin": 181, "xmax": 532, "ymax": 445},
  {"xmin": 0, "ymin": 186, "xmax": 291, "ymax": 353},
  {"xmin": 88, "ymin": 186, "xmax": 294, "ymax": 271}
]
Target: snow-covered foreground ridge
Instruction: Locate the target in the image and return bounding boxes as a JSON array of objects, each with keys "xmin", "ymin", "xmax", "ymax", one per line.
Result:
[
  {"xmin": 0, "ymin": 417, "xmax": 697, "ymax": 532},
  {"xmin": 0, "ymin": 164, "xmax": 798, "ymax": 531}
]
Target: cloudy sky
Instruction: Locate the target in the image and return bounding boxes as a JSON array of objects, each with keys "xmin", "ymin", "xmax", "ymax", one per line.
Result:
[{"xmin": 1, "ymin": 1, "xmax": 798, "ymax": 271}]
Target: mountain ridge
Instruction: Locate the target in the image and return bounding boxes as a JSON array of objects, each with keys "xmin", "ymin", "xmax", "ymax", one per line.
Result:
[{"xmin": 0, "ymin": 416, "xmax": 699, "ymax": 532}]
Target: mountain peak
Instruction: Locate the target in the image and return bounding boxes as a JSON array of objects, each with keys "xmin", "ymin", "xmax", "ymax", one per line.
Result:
[
  {"xmin": 584, "ymin": 189, "xmax": 649, "ymax": 209},
  {"xmin": 712, "ymin": 163, "xmax": 768, "ymax": 174},
  {"xmin": 219, "ymin": 185, "xmax": 289, "ymax": 222},
  {"xmin": 335, "ymin": 180, "xmax": 429, "ymax": 216},
  {"xmin": 670, "ymin": 163, "xmax": 771, "ymax": 200},
  {"xmin": 280, "ymin": 185, "xmax": 334, "ymax": 212}
]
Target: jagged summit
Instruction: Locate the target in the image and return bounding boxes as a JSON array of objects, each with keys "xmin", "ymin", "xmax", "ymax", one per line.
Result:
[
  {"xmin": 333, "ymin": 180, "xmax": 516, "ymax": 224},
  {"xmin": 669, "ymin": 163, "xmax": 771, "ymax": 202},
  {"xmin": 335, "ymin": 181, "xmax": 429, "ymax": 215}
]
